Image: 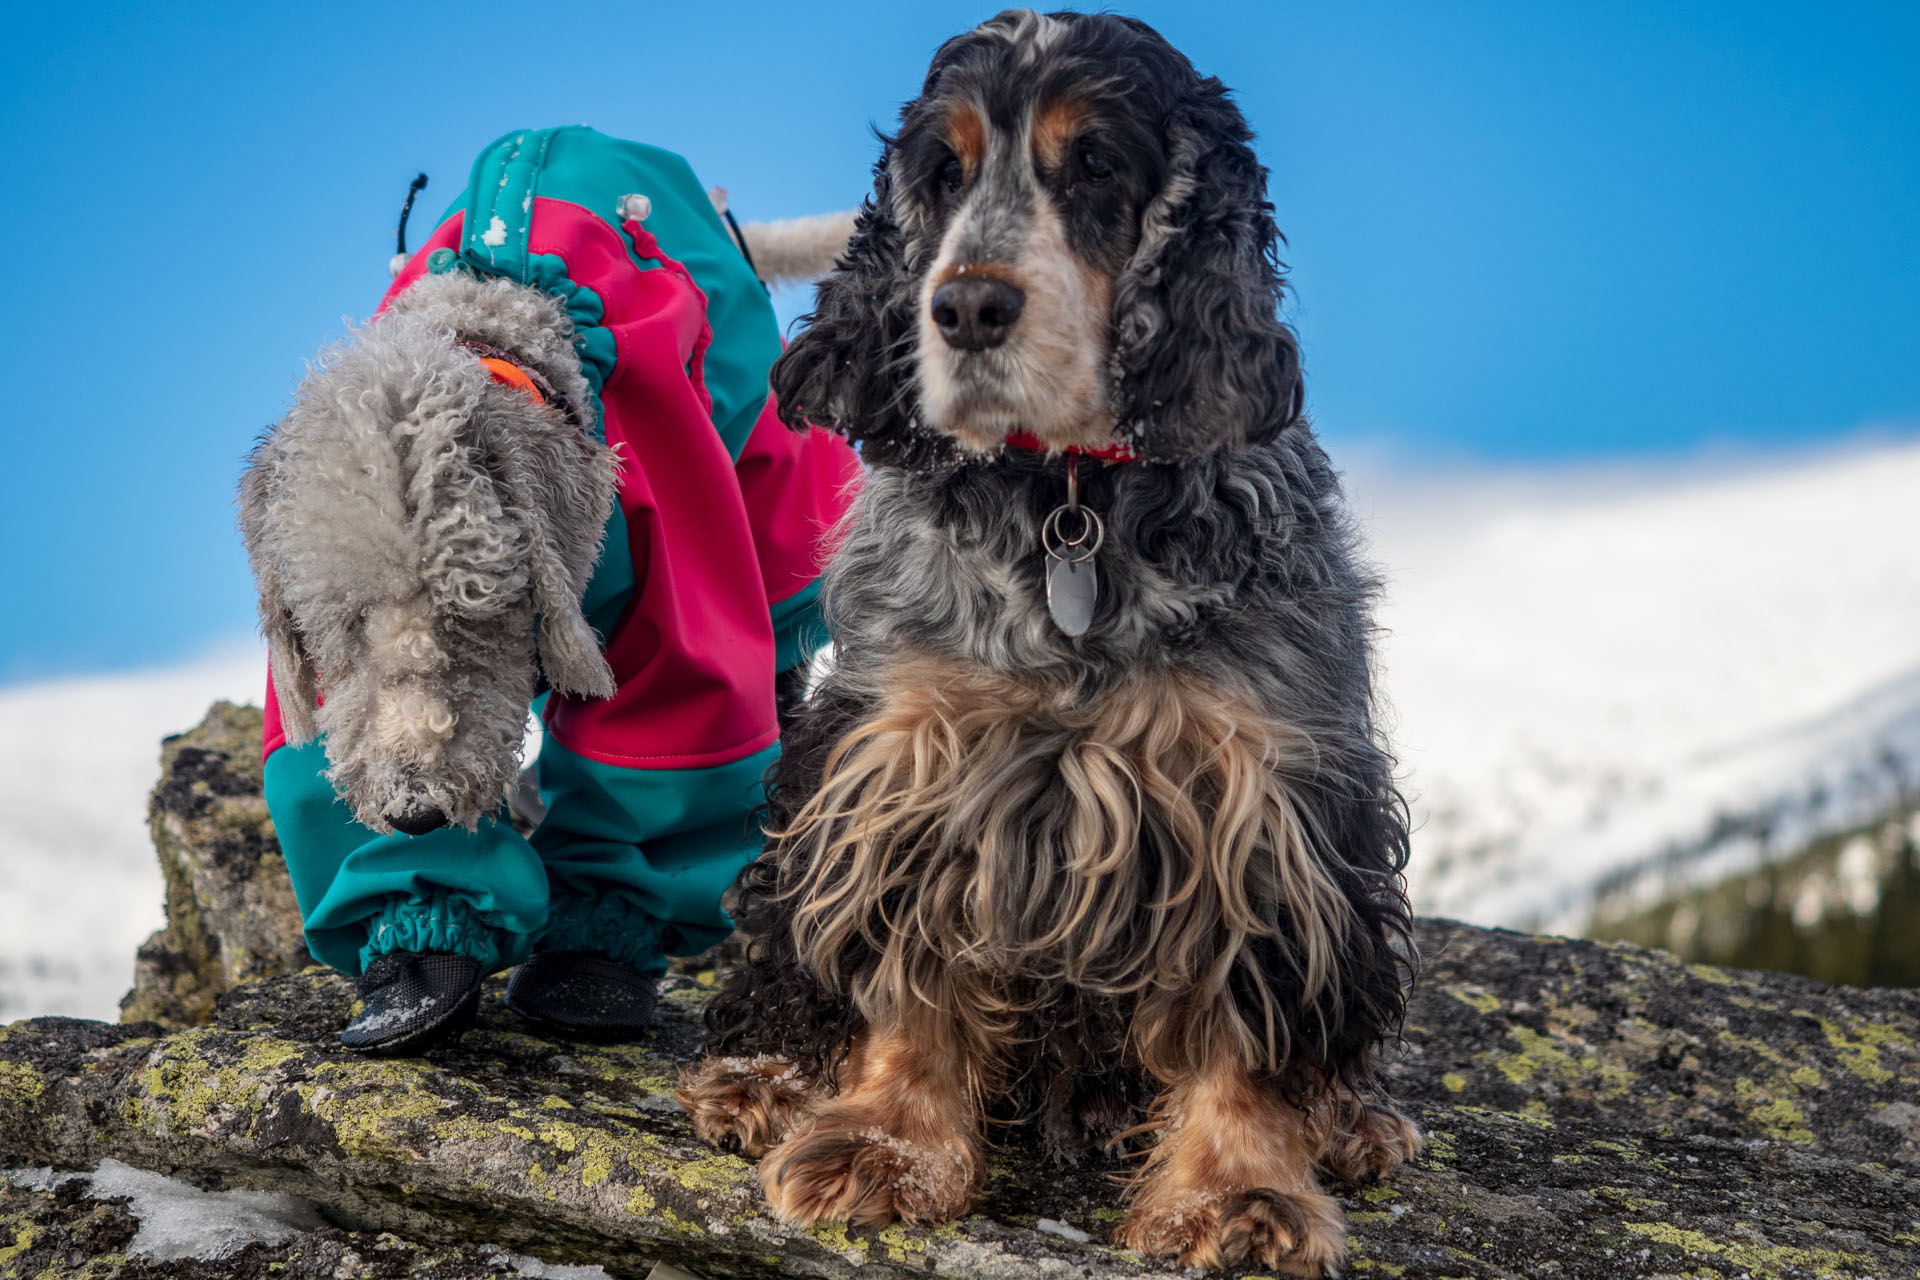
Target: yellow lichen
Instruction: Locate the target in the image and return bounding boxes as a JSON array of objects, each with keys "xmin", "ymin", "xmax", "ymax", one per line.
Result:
[
  {"xmin": 877, "ymin": 1223, "xmax": 927, "ymax": 1262},
  {"xmin": 675, "ymin": 1153, "xmax": 752, "ymax": 1195},
  {"xmin": 1450, "ymin": 988, "xmax": 1502, "ymax": 1015},
  {"xmin": 1495, "ymin": 1024, "xmax": 1577, "ymax": 1086},
  {"xmin": 659, "ymin": 1206, "xmax": 705, "ymax": 1236},
  {"xmin": 809, "ymin": 1221, "xmax": 869, "ymax": 1259},
  {"xmin": 1732, "ymin": 1078, "xmax": 1814, "ymax": 1145},
  {"xmin": 1441, "ymin": 1072, "xmax": 1466, "ymax": 1093},
  {"xmin": 1621, "ymin": 1221, "xmax": 1878, "ymax": 1277},
  {"xmin": 577, "ymin": 1133, "xmax": 618, "ymax": 1188},
  {"xmin": 1489, "ymin": 1024, "xmax": 1639, "ymax": 1101},
  {"xmin": 1595, "ymin": 1062, "xmax": 1639, "ymax": 1101},
  {"xmin": 0, "ymin": 1223, "xmax": 38, "ymax": 1268},
  {"xmin": 0, "ymin": 1061, "xmax": 45, "ymax": 1105},
  {"xmin": 1805, "ymin": 1013, "xmax": 1902, "ymax": 1085},
  {"xmin": 130, "ymin": 1033, "xmax": 286, "ymax": 1134},
  {"xmin": 304, "ymin": 1059, "xmax": 451, "ymax": 1158},
  {"xmin": 1590, "ymin": 1185, "xmax": 1667, "ymax": 1213},
  {"xmin": 535, "ymin": 1123, "xmax": 578, "ymax": 1152}
]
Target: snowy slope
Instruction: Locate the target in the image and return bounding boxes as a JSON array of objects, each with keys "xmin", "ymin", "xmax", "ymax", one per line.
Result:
[
  {"xmin": 0, "ymin": 648, "xmax": 264, "ymax": 1021},
  {"xmin": 1354, "ymin": 437, "xmax": 1920, "ymax": 932},
  {"xmin": 1, "ymin": 438, "xmax": 1916, "ymax": 1020}
]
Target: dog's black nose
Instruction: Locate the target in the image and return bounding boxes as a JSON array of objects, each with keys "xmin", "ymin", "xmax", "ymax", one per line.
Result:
[
  {"xmin": 389, "ymin": 806, "xmax": 447, "ymax": 836},
  {"xmin": 931, "ymin": 276, "xmax": 1025, "ymax": 350}
]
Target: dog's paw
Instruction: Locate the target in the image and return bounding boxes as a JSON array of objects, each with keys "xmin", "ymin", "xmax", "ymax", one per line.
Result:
[
  {"xmin": 758, "ymin": 1119, "xmax": 978, "ymax": 1227},
  {"xmin": 1115, "ymin": 1188, "xmax": 1345, "ymax": 1275},
  {"xmin": 676, "ymin": 1056, "xmax": 816, "ymax": 1158},
  {"xmin": 1319, "ymin": 1102, "xmax": 1422, "ymax": 1183}
]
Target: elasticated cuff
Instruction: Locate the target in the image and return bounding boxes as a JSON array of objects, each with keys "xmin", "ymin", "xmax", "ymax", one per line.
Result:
[
  {"xmin": 361, "ymin": 894, "xmax": 507, "ymax": 975},
  {"xmin": 537, "ymin": 892, "xmax": 667, "ymax": 974}
]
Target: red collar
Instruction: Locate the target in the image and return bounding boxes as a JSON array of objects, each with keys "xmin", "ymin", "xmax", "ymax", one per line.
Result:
[{"xmin": 1002, "ymin": 430, "xmax": 1139, "ymax": 462}]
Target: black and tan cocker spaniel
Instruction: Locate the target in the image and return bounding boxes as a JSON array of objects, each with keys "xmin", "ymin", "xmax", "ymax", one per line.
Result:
[{"xmin": 680, "ymin": 10, "xmax": 1419, "ymax": 1273}]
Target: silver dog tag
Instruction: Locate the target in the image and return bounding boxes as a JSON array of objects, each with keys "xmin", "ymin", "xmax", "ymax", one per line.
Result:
[{"xmin": 1045, "ymin": 553, "xmax": 1098, "ymax": 637}]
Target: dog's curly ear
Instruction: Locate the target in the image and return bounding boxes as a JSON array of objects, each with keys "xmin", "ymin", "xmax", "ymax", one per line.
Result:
[
  {"xmin": 770, "ymin": 160, "xmax": 948, "ymax": 468},
  {"xmin": 1113, "ymin": 81, "xmax": 1304, "ymax": 458},
  {"xmin": 478, "ymin": 403, "xmax": 619, "ymax": 701},
  {"xmin": 238, "ymin": 441, "xmax": 320, "ymax": 743}
]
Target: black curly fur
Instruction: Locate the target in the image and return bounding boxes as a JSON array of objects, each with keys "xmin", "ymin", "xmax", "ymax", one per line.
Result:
[{"xmin": 710, "ymin": 9, "xmax": 1413, "ymax": 1121}]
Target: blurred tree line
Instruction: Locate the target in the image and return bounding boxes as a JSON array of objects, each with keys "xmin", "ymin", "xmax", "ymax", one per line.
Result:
[{"xmin": 1592, "ymin": 806, "xmax": 1920, "ymax": 988}]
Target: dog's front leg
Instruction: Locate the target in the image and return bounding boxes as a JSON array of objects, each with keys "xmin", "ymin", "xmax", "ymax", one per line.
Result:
[
  {"xmin": 756, "ymin": 1018, "xmax": 983, "ymax": 1227},
  {"xmin": 1115, "ymin": 1048, "xmax": 1346, "ymax": 1276}
]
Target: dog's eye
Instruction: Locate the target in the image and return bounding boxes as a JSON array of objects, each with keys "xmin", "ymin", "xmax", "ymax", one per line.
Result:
[
  {"xmin": 939, "ymin": 155, "xmax": 966, "ymax": 194},
  {"xmin": 1076, "ymin": 144, "xmax": 1114, "ymax": 185}
]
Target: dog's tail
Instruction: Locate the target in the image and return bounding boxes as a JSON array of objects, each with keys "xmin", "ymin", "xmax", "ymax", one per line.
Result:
[{"xmin": 709, "ymin": 188, "xmax": 856, "ymax": 287}]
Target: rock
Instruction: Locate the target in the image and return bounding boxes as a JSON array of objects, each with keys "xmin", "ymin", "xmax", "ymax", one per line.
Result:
[
  {"xmin": 119, "ymin": 704, "xmax": 309, "ymax": 1029},
  {"xmin": 1, "ymin": 921, "xmax": 1915, "ymax": 1278}
]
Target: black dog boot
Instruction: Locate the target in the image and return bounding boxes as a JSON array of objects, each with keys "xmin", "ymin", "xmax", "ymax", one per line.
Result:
[
  {"xmin": 505, "ymin": 951, "xmax": 657, "ymax": 1041},
  {"xmin": 340, "ymin": 951, "xmax": 484, "ymax": 1056}
]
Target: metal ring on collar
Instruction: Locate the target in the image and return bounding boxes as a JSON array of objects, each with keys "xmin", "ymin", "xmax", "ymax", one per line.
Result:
[{"xmin": 1042, "ymin": 504, "xmax": 1105, "ymax": 563}]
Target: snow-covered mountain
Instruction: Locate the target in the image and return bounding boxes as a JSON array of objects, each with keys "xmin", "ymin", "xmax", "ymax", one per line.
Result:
[
  {"xmin": 1358, "ymin": 437, "xmax": 1920, "ymax": 933},
  {"xmin": 1, "ymin": 437, "xmax": 1915, "ymax": 1021}
]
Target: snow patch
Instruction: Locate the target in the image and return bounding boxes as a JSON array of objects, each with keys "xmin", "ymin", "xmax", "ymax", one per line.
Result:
[
  {"xmin": 502, "ymin": 1252, "xmax": 613, "ymax": 1279},
  {"xmin": 6, "ymin": 1159, "xmax": 323, "ymax": 1260},
  {"xmin": 482, "ymin": 215, "xmax": 509, "ymax": 248}
]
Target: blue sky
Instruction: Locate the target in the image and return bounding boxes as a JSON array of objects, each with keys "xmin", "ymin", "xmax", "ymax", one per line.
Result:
[{"xmin": 1, "ymin": 1, "xmax": 1914, "ymax": 681}]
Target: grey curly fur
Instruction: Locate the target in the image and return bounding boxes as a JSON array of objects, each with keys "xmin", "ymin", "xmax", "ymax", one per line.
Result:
[{"xmin": 238, "ymin": 271, "xmax": 618, "ymax": 833}]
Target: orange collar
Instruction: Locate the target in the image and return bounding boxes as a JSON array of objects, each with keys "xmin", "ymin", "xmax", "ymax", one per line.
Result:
[
  {"xmin": 476, "ymin": 355, "xmax": 543, "ymax": 401},
  {"xmin": 456, "ymin": 339, "xmax": 582, "ymax": 427}
]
